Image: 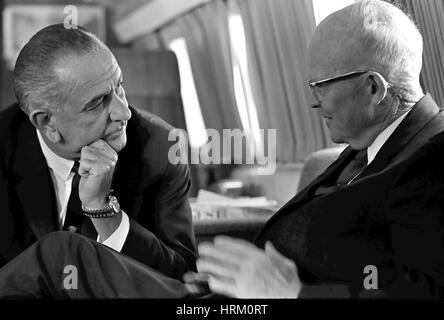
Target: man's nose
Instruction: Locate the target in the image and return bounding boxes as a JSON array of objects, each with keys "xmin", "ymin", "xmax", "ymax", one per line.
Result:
[{"xmin": 109, "ymin": 92, "xmax": 131, "ymax": 122}]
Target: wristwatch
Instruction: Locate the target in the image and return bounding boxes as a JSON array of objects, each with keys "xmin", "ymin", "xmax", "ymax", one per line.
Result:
[{"xmin": 82, "ymin": 194, "xmax": 121, "ymax": 219}]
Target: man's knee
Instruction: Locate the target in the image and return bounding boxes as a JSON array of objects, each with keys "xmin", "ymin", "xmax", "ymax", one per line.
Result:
[{"xmin": 37, "ymin": 231, "xmax": 90, "ymax": 254}]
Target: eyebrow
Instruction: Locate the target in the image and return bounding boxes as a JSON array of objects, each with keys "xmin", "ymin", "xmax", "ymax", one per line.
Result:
[
  {"xmin": 83, "ymin": 91, "xmax": 110, "ymax": 110},
  {"xmin": 82, "ymin": 73, "xmax": 123, "ymax": 111}
]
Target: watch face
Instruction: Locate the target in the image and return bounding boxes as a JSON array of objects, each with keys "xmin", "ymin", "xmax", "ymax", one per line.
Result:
[{"xmin": 110, "ymin": 196, "xmax": 121, "ymax": 213}]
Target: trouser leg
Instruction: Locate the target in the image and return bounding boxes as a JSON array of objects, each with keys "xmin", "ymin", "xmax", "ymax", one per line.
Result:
[{"xmin": 0, "ymin": 231, "xmax": 190, "ymax": 299}]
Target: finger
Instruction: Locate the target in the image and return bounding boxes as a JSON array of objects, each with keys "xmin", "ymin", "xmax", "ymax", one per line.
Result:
[
  {"xmin": 183, "ymin": 272, "xmax": 211, "ymax": 296},
  {"xmin": 183, "ymin": 272, "xmax": 209, "ymax": 284},
  {"xmin": 81, "ymin": 144, "xmax": 117, "ymax": 163},
  {"xmin": 265, "ymin": 242, "xmax": 285, "ymax": 259},
  {"xmin": 184, "ymin": 283, "xmax": 209, "ymax": 296},
  {"xmin": 78, "ymin": 158, "xmax": 114, "ymax": 177},
  {"xmin": 84, "ymin": 139, "xmax": 117, "ymax": 158},
  {"xmin": 208, "ymin": 237, "xmax": 260, "ymax": 261},
  {"xmin": 91, "ymin": 139, "xmax": 118, "ymax": 157},
  {"xmin": 207, "ymin": 276, "xmax": 238, "ymax": 298},
  {"xmin": 265, "ymin": 242, "xmax": 298, "ymax": 282},
  {"xmin": 197, "ymin": 258, "xmax": 239, "ymax": 280},
  {"xmin": 198, "ymin": 241, "xmax": 245, "ymax": 261},
  {"xmin": 78, "ymin": 158, "xmax": 95, "ymax": 177},
  {"xmin": 80, "ymin": 147, "xmax": 116, "ymax": 165},
  {"xmin": 183, "ymin": 271, "xmax": 197, "ymax": 283},
  {"xmin": 265, "ymin": 242, "xmax": 296, "ymax": 269},
  {"xmin": 213, "ymin": 236, "xmax": 262, "ymax": 255},
  {"xmin": 88, "ymin": 139, "xmax": 109, "ymax": 151}
]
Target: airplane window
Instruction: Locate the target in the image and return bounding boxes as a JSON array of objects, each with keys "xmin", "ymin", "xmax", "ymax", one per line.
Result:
[
  {"xmin": 169, "ymin": 37, "xmax": 208, "ymax": 149},
  {"xmin": 228, "ymin": 13, "xmax": 263, "ymax": 161}
]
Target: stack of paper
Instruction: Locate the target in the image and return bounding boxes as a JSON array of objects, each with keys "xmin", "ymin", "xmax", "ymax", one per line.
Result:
[{"xmin": 191, "ymin": 190, "xmax": 279, "ymax": 220}]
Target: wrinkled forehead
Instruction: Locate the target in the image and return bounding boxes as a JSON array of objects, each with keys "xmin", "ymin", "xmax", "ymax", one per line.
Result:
[
  {"xmin": 52, "ymin": 48, "xmax": 121, "ymax": 105},
  {"xmin": 55, "ymin": 48, "xmax": 118, "ymax": 82}
]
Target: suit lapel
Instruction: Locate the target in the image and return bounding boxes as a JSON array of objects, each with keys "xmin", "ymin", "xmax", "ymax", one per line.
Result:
[
  {"xmin": 279, "ymin": 147, "xmax": 354, "ymax": 212},
  {"xmin": 112, "ymin": 108, "xmax": 145, "ymax": 218},
  {"xmin": 259, "ymin": 94, "xmax": 440, "ymax": 238},
  {"xmin": 12, "ymin": 120, "xmax": 58, "ymax": 238},
  {"xmin": 112, "ymin": 154, "xmax": 143, "ymax": 218},
  {"xmin": 259, "ymin": 146, "xmax": 355, "ymax": 236},
  {"xmin": 359, "ymin": 94, "xmax": 440, "ymax": 179}
]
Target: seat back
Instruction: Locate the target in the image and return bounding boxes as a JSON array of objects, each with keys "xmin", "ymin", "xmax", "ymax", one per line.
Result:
[
  {"xmin": 297, "ymin": 146, "xmax": 346, "ymax": 192},
  {"xmin": 110, "ymin": 48, "xmax": 187, "ymax": 130}
]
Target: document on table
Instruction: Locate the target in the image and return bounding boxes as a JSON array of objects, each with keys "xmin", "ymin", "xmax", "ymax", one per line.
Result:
[{"xmin": 191, "ymin": 190, "xmax": 279, "ymax": 220}]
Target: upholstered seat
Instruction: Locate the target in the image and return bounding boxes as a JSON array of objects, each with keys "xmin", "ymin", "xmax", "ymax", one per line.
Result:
[
  {"xmin": 193, "ymin": 147, "xmax": 346, "ymax": 243},
  {"xmin": 297, "ymin": 146, "xmax": 346, "ymax": 192}
]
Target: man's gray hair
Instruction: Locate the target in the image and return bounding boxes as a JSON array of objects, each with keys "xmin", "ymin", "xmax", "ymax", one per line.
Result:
[
  {"xmin": 13, "ymin": 24, "xmax": 106, "ymax": 115},
  {"xmin": 350, "ymin": 0, "xmax": 423, "ymax": 104}
]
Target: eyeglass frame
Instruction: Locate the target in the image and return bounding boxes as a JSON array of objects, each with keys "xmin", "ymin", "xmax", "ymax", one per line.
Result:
[{"xmin": 308, "ymin": 70, "xmax": 393, "ymax": 100}]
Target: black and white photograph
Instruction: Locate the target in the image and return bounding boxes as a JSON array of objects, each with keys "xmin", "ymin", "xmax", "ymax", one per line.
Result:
[{"xmin": 0, "ymin": 0, "xmax": 443, "ymax": 313}]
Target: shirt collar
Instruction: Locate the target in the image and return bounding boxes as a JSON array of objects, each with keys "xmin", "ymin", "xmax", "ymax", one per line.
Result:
[
  {"xmin": 36, "ymin": 129, "xmax": 75, "ymax": 181},
  {"xmin": 367, "ymin": 109, "xmax": 412, "ymax": 165}
]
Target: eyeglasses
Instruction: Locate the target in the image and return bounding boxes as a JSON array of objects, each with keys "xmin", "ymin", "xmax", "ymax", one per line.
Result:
[{"xmin": 309, "ymin": 70, "xmax": 393, "ymax": 100}]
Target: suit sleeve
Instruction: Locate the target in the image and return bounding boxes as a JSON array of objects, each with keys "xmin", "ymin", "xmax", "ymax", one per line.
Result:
[
  {"xmin": 375, "ymin": 143, "xmax": 444, "ymax": 298},
  {"xmin": 298, "ymin": 140, "xmax": 444, "ymax": 299},
  {"xmin": 0, "ymin": 151, "xmax": 16, "ymax": 268},
  {"xmin": 121, "ymin": 160, "xmax": 197, "ymax": 280}
]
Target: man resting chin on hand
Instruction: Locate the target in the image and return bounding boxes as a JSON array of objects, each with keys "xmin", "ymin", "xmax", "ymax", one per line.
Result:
[{"xmin": 0, "ymin": 23, "xmax": 197, "ymax": 296}]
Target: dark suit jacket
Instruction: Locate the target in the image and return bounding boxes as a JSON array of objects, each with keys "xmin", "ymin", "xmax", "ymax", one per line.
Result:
[
  {"xmin": 0, "ymin": 104, "xmax": 196, "ymax": 279},
  {"xmin": 256, "ymin": 94, "xmax": 444, "ymax": 298}
]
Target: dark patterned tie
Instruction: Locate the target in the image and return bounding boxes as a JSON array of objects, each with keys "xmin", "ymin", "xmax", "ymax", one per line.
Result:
[
  {"xmin": 336, "ymin": 149, "xmax": 368, "ymax": 185},
  {"xmin": 314, "ymin": 149, "xmax": 367, "ymax": 196},
  {"xmin": 64, "ymin": 161, "xmax": 84, "ymax": 233}
]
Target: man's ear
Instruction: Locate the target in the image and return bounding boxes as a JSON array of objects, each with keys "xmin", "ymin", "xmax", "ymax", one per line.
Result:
[
  {"xmin": 366, "ymin": 72, "xmax": 388, "ymax": 105},
  {"xmin": 29, "ymin": 109, "xmax": 61, "ymax": 143}
]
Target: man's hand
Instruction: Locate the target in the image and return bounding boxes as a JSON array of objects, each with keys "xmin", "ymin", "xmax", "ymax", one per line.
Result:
[
  {"xmin": 195, "ymin": 236, "xmax": 302, "ymax": 298},
  {"xmin": 183, "ymin": 272, "xmax": 211, "ymax": 296},
  {"xmin": 78, "ymin": 139, "xmax": 122, "ymax": 242},
  {"xmin": 78, "ymin": 139, "xmax": 118, "ymax": 209}
]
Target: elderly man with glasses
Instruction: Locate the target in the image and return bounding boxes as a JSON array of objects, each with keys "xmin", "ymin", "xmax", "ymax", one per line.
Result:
[
  {"xmin": 1, "ymin": 0, "xmax": 444, "ymax": 299},
  {"xmin": 190, "ymin": 0, "xmax": 444, "ymax": 299}
]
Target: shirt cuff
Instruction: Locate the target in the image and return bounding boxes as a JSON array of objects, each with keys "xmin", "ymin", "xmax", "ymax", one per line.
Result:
[{"xmin": 97, "ymin": 210, "xmax": 130, "ymax": 252}]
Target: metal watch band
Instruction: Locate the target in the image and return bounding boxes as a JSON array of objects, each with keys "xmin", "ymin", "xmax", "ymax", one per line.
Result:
[
  {"xmin": 81, "ymin": 195, "xmax": 120, "ymax": 219},
  {"xmin": 82, "ymin": 210, "xmax": 117, "ymax": 219}
]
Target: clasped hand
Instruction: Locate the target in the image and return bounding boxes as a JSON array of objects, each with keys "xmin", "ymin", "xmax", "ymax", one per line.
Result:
[{"xmin": 184, "ymin": 236, "xmax": 302, "ymax": 298}]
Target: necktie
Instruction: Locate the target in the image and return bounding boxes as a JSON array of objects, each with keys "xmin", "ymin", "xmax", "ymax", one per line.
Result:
[
  {"xmin": 314, "ymin": 149, "xmax": 367, "ymax": 196},
  {"xmin": 64, "ymin": 161, "xmax": 84, "ymax": 233},
  {"xmin": 336, "ymin": 149, "xmax": 368, "ymax": 185}
]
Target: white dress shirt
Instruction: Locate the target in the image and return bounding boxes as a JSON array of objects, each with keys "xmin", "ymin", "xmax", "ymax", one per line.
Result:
[
  {"xmin": 366, "ymin": 108, "xmax": 412, "ymax": 165},
  {"xmin": 36, "ymin": 130, "xmax": 129, "ymax": 252}
]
